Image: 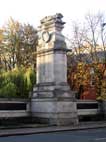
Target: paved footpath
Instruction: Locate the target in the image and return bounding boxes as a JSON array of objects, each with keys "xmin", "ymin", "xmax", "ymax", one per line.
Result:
[{"xmin": 0, "ymin": 121, "xmax": 106, "ymax": 137}]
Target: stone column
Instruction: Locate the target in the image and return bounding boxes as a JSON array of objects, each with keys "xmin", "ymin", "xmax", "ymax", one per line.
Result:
[{"xmin": 31, "ymin": 13, "xmax": 78, "ymax": 126}]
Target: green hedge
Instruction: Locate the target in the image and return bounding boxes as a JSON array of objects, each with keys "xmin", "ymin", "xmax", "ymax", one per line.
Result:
[{"xmin": 0, "ymin": 67, "xmax": 36, "ymax": 98}]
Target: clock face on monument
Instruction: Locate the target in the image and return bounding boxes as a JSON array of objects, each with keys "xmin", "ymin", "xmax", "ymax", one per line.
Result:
[{"xmin": 42, "ymin": 31, "xmax": 51, "ymax": 43}]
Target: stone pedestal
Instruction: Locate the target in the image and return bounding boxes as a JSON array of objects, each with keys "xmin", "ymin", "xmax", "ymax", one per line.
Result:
[
  {"xmin": 31, "ymin": 13, "xmax": 78, "ymax": 126},
  {"xmin": 31, "ymin": 98, "xmax": 78, "ymax": 126}
]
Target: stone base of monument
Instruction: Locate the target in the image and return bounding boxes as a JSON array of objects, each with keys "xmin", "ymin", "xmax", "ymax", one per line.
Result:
[{"xmin": 31, "ymin": 97, "xmax": 78, "ymax": 126}]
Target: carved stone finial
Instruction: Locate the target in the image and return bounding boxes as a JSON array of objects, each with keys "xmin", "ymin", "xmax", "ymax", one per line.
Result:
[
  {"xmin": 55, "ymin": 13, "xmax": 63, "ymax": 19},
  {"xmin": 40, "ymin": 16, "xmax": 53, "ymax": 24},
  {"xmin": 40, "ymin": 13, "xmax": 65, "ymax": 25}
]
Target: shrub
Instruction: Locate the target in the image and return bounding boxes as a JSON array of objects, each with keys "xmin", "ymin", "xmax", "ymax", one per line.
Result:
[
  {"xmin": 0, "ymin": 82, "xmax": 17, "ymax": 98},
  {"xmin": 0, "ymin": 67, "xmax": 36, "ymax": 98}
]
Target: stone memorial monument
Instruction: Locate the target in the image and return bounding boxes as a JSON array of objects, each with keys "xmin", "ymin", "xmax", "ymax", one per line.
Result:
[{"xmin": 31, "ymin": 13, "xmax": 78, "ymax": 125}]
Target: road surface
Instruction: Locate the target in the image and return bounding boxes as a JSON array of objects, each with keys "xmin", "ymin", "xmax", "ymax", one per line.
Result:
[{"xmin": 0, "ymin": 128, "xmax": 106, "ymax": 142}]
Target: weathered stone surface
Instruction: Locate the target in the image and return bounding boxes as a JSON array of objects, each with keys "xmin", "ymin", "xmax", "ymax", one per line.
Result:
[
  {"xmin": 31, "ymin": 98, "xmax": 78, "ymax": 126},
  {"xmin": 39, "ymin": 13, "xmax": 65, "ymax": 32},
  {"xmin": 31, "ymin": 13, "xmax": 78, "ymax": 126}
]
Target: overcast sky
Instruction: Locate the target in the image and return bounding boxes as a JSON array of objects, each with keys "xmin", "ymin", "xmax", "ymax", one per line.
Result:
[{"xmin": 0, "ymin": 0, "xmax": 106, "ymax": 36}]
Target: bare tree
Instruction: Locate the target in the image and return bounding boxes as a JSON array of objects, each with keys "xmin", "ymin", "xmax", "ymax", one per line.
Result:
[
  {"xmin": 70, "ymin": 21, "xmax": 89, "ymax": 63},
  {"xmin": 70, "ymin": 12, "xmax": 106, "ymax": 64},
  {"xmin": 85, "ymin": 12, "xmax": 105, "ymax": 63}
]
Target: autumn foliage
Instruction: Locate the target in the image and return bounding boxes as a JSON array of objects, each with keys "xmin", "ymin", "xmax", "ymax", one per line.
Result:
[{"xmin": 68, "ymin": 62, "xmax": 106, "ymax": 100}]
